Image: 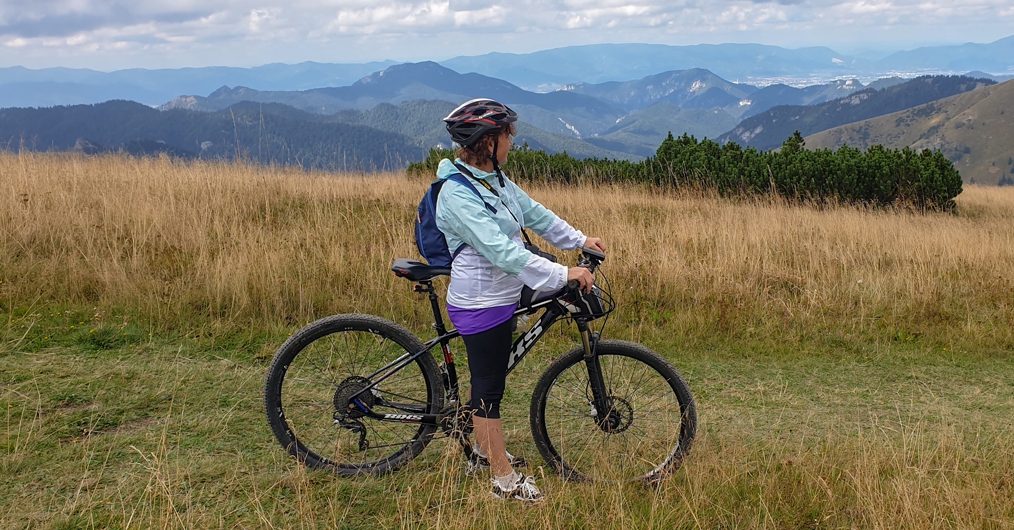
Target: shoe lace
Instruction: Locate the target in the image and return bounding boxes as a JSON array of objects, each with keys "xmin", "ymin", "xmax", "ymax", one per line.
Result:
[{"xmin": 510, "ymin": 475, "xmax": 541, "ymax": 497}]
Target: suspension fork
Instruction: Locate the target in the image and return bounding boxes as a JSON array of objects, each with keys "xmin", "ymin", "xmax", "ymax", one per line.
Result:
[{"xmin": 577, "ymin": 319, "xmax": 609, "ymax": 419}]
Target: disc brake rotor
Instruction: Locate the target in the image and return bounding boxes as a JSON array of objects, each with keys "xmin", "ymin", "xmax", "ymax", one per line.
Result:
[{"xmin": 597, "ymin": 396, "xmax": 633, "ymax": 433}]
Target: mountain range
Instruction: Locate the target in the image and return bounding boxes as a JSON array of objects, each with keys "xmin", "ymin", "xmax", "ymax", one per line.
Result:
[
  {"xmin": 718, "ymin": 76, "xmax": 995, "ymax": 150},
  {"xmin": 160, "ymin": 62, "xmax": 627, "ymax": 140},
  {"xmin": 443, "ymin": 37, "xmax": 1014, "ymax": 90},
  {"xmin": 154, "ymin": 61, "xmax": 854, "ymax": 155},
  {"xmin": 2, "ymin": 36, "xmax": 1013, "ymax": 109},
  {"xmin": 806, "ymin": 79, "xmax": 1014, "ymax": 186},
  {"xmin": 0, "ymin": 100, "xmax": 424, "ymax": 170},
  {"xmin": 3, "ymin": 42, "xmax": 1012, "ymax": 183},
  {"xmin": 156, "ymin": 62, "xmax": 995, "ymax": 158},
  {"xmin": 2, "ymin": 61, "xmax": 1000, "ymax": 169},
  {"xmin": 0, "ymin": 96, "xmax": 633, "ymax": 166},
  {"xmin": 0, "ymin": 61, "xmax": 396, "ymax": 110}
]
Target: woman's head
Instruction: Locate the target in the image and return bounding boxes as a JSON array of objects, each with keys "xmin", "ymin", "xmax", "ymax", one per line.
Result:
[
  {"xmin": 456, "ymin": 123, "xmax": 515, "ymax": 166},
  {"xmin": 444, "ymin": 98, "xmax": 517, "ymax": 166}
]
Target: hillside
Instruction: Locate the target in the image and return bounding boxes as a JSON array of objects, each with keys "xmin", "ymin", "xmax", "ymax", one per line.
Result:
[
  {"xmin": 587, "ymin": 103, "xmax": 738, "ymax": 157},
  {"xmin": 4, "ymin": 153, "xmax": 1014, "ymax": 529},
  {"xmin": 732, "ymin": 79, "xmax": 867, "ymax": 119},
  {"xmin": 0, "ymin": 100, "xmax": 424, "ymax": 170},
  {"xmin": 0, "ymin": 61, "xmax": 397, "ymax": 108},
  {"xmin": 160, "ymin": 62, "xmax": 625, "ymax": 133},
  {"xmin": 806, "ymin": 79, "xmax": 1014, "ymax": 185},
  {"xmin": 718, "ymin": 75, "xmax": 994, "ymax": 150},
  {"xmin": 562, "ymin": 69, "xmax": 756, "ymax": 112}
]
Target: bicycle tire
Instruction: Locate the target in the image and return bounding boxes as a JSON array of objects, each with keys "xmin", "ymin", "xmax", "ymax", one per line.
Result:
[
  {"xmin": 264, "ymin": 313, "xmax": 444, "ymax": 475},
  {"xmin": 530, "ymin": 339, "xmax": 696, "ymax": 483}
]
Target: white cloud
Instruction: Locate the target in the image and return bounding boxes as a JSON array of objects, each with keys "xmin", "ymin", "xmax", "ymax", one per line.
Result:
[{"xmin": 0, "ymin": 0, "xmax": 1011, "ymax": 69}]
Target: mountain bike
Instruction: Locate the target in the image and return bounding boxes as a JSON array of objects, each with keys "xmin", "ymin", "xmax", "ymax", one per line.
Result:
[{"xmin": 263, "ymin": 248, "xmax": 696, "ymax": 483}]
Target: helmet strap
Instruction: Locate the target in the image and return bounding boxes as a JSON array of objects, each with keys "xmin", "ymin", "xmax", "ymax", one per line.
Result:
[{"xmin": 490, "ymin": 135, "xmax": 506, "ymax": 187}]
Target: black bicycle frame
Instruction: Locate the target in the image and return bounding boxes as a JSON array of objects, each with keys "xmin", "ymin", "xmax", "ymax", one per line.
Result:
[{"xmin": 347, "ymin": 279, "xmax": 598, "ymax": 426}]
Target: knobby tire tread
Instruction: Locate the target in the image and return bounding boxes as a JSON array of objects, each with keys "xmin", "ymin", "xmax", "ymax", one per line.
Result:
[
  {"xmin": 529, "ymin": 339, "xmax": 697, "ymax": 483},
  {"xmin": 264, "ymin": 313, "xmax": 443, "ymax": 476}
]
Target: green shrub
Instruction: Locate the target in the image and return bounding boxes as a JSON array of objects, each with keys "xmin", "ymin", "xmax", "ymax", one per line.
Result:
[{"xmin": 407, "ymin": 132, "xmax": 964, "ymax": 211}]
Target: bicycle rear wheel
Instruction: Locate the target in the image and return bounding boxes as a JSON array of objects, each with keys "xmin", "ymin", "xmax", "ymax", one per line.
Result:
[
  {"xmin": 264, "ymin": 314, "xmax": 443, "ymax": 475},
  {"xmin": 530, "ymin": 339, "xmax": 696, "ymax": 483}
]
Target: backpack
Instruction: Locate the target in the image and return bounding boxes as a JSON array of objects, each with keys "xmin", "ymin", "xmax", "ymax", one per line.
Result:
[{"xmin": 414, "ymin": 173, "xmax": 496, "ymax": 267}]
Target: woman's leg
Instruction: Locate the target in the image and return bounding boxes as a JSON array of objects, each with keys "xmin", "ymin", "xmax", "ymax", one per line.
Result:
[
  {"xmin": 460, "ymin": 319, "xmax": 513, "ymax": 476},
  {"xmin": 472, "ymin": 417, "xmax": 511, "ymax": 477}
]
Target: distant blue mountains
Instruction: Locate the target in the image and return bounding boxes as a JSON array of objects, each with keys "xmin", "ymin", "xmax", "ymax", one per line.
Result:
[
  {"xmin": 0, "ymin": 61, "xmax": 396, "ymax": 109},
  {"xmin": 443, "ymin": 36, "xmax": 1014, "ymax": 89},
  {"xmin": 2, "ymin": 36, "xmax": 1012, "ymax": 109},
  {"xmin": 1, "ymin": 37, "xmax": 1011, "ymax": 168}
]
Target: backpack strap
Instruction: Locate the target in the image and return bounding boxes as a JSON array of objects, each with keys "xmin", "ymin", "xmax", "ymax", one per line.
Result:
[
  {"xmin": 429, "ymin": 173, "xmax": 497, "ymax": 265},
  {"xmin": 452, "ymin": 162, "xmax": 536, "ymax": 248},
  {"xmin": 445, "ymin": 173, "xmax": 497, "ymax": 214}
]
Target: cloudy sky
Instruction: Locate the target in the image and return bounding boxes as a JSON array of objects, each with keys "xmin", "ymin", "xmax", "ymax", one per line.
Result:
[{"xmin": 1, "ymin": 0, "xmax": 1012, "ymax": 70}]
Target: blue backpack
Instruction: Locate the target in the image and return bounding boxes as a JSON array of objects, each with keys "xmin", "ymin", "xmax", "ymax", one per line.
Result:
[{"xmin": 414, "ymin": 173, "xmax": 496, "ymax": 267}]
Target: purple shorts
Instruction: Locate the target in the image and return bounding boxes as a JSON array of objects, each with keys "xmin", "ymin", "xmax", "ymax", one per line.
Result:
[{"xmin": 446, "ymin": 302, "xmax": 518, "ymax": 335}]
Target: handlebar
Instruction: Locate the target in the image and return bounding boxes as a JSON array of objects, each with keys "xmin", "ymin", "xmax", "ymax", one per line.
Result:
[{"xmin": 566, "ymin": 247, "xmax": 606, "ymax": 290}]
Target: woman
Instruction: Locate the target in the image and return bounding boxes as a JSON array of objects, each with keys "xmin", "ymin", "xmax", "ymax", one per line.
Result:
[{"xmin": 435, "ymin": 98, "xmax": 606, "ymax": 502}]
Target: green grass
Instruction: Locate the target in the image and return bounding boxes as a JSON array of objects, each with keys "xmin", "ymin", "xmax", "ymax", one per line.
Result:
[
  {"xmin": 3, "ymin": 307, "xmax": 1013, "ymax": 528},
  {"xmin": 3, "ymin": 154, "xmax": 1012, "ymax": 527}
]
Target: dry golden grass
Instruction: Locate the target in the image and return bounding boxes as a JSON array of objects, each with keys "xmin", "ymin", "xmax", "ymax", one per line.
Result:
[
  {"xmin": 2, "ymin": 151, "xmax": 1012, "ymax": 348},
  {"xmin": 3, "ymin": 152, "xmax": 1014, "ymax": 528}
]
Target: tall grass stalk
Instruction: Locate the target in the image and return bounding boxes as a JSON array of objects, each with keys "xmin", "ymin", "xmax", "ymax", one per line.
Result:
[
  {"xmin": 2, "ymin": 152, "xmax": 1014, "ymax": 528},
  {"xmin": 1, "ymin": 152, "xmax": 1011, "ymax": 348}
]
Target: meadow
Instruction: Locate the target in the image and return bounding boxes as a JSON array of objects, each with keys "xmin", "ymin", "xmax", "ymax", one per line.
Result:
[{"xmin": 2, "ymin": 152, "xmax": 1013, "ymax": 528}]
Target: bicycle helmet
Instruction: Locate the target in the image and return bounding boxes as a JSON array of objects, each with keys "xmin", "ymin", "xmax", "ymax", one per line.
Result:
[{"xmin": 443, "ymin": 98, "xmax": 518, "ymax": 148}]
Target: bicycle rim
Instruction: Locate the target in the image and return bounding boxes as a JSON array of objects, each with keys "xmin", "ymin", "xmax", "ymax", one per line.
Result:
[
  {"xmin": 266, "ymin": 315, "xmax": 441, "ymax": 474},
  {"xmin": 532, "ymin": 340, "xmax": 695, "ymax": 483}
]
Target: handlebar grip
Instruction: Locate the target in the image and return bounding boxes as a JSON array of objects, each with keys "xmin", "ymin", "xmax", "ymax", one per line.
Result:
[{"xmin": 567, "ymin": 279, "xmax": 580, "ymax": 290}]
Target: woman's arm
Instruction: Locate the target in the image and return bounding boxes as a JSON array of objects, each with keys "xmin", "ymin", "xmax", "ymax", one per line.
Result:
[{"xmin": 507, "ymin": 180, "xmax": 587, "ymax": 250}]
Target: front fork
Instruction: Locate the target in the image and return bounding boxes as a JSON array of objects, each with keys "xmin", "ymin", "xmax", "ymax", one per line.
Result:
[{"xmin": 577, "ymin": 320, "xmax": 609, "ymax": 424}]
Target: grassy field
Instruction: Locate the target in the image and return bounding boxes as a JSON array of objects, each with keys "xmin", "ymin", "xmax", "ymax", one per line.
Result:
[{"xmin": 2, "ymin": 152, "xmax": 1014, "ymax": 528}]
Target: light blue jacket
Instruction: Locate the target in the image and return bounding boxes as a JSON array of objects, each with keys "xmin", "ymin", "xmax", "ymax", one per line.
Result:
[{"xmin": 434, "ymin": 158, "xmax": 586, "ymax": 308}]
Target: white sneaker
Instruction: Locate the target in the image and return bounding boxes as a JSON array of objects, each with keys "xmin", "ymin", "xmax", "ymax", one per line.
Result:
[
  {"xmin": 465, "ymin": 445, "xmax": 527, "ymax": 476},
  {"xmin": 491, "ymin": 473, "xmax": 544, "ymax": 503}
]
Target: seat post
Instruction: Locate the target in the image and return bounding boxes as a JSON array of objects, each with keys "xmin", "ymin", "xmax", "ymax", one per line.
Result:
[{"xmin": 415, "ymin": 280, "xmax": 448, "ymax": 336}]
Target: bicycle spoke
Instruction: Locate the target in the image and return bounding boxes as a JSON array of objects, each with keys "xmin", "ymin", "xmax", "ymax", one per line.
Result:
[
  {"xmin": 265, "ymin": 316, "xmax": 443, "ymax": 475},
  {"xmin": 623, "ymin": 361, "xmax": 654, "ymax": 402},
  {"xmin": 532, "ymin": 343, "xmax": 694, "ymax": 482}
]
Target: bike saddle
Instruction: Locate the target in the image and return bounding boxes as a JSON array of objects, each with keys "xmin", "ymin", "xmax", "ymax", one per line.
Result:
[{"xmin": 391, "ymin": 258, "xmax": 451, "ymax": 281}]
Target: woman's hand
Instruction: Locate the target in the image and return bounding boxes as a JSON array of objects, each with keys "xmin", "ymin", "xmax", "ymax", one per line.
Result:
[
  {"xmin": 583, "ymin": 237, "xmax": 606, "ymax": 253},
  {"xmin": 567, "ymin": 266, "xmax": 595, "ymax": 293}
]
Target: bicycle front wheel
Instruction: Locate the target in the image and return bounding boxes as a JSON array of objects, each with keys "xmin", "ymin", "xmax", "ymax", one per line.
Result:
[
  {"xmin": 264, "ymin": 314, "xmax": 443, "ymax": 475},
  {"xmin": 530, "ymin": 339, "xmax": 696, "ymax": 483}
]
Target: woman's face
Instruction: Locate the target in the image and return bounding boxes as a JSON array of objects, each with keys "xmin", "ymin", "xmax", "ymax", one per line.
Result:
[{"xmin": 493, "ymin": 130, "xmax": 513, "ymax": 164}]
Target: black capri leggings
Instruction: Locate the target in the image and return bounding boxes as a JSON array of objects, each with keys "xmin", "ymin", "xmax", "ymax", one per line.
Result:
[{"xmin": 461, "ymin": 318, "xmax": 514, "ymax": 419}]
